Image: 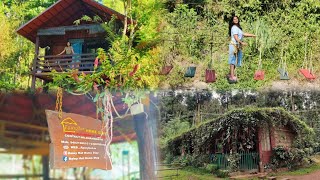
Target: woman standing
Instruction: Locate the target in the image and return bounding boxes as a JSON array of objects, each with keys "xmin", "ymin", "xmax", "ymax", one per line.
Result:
[
  {"xmin": 228, "ymin": 16, "xmax": 256, "ymax": 82},
  {"xmin": 57, "ymin": 41, "xmax": 78, "ymax": 68},
  {"xmin": 58, "ymin": 41, "xmax": 75, "ymax": 56}
]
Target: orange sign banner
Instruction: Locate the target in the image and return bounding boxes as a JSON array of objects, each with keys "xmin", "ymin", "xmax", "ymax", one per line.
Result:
[{"xmin": 45, "ymin": 110, "xmax": 112, "ymax": 170}]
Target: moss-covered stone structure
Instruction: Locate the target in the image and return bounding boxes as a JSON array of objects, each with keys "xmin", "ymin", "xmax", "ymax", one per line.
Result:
[{"xmin": 165, "ymin": 108, "xmax": 315, "ymax": 171}]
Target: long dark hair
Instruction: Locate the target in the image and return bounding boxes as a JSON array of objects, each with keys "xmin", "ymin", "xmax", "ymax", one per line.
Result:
[{"xmin": 228, "ymin": 16, "xmax": 242, "ymax": 37}]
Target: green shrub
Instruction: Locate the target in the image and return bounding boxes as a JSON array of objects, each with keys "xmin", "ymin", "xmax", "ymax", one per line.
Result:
[
  {"xmin": 190, "ymin": 154, "xmax": 211, "ymax": 167},
  {"xmin": 205, "ymin": 164, "xmax": 219, "ymax": 174},
  {"xmin": 228, "ymin": 152, "xmax": 240, "ymax": 172},
  {"xmin": 180, "ymin": 154, "xmax": 193, "ymax": 167},
  {"xmin": 271, "ymin": 146, "xmax": 313, "ymax": 170},
  {"xmin": 216, "ymin": 169, "xmax": 229, "ymax": 178},
  {"xmin": 164, "ymin": 153, "xmax": 174, "ymax": 164}
]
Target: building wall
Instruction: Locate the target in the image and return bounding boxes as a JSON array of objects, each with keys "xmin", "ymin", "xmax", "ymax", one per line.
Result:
[
  {"xmin": 258, "ymin": 125, "xmax": 295, "ymax": 167},
  {"xmin": 258, "ymin": 126, "xmax": 272, "ymax": 165}
]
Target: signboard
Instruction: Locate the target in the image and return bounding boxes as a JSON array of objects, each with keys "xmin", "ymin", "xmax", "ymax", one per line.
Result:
[{"xmin": 45, "ymin": 110, "xmax": 112, "ymax": 170}]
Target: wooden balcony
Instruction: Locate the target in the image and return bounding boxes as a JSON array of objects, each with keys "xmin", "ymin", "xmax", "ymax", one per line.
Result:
[{"xmin": 34, "ymin": 53, "xmax": 97, "ymax": 81}]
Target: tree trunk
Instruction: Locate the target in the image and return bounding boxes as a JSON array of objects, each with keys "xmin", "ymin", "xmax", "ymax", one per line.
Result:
[
  {"xmin": 133, "ymin": 96, "xmax": 157, "ymax": 180},
  {"xmin": 42, "ymin": 156, "xmax": 49, "ymax": 180}
]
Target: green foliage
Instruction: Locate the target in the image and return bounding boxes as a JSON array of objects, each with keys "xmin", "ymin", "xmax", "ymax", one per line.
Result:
[
  {"xmin": 160, "ymin": 0, "xmax": 320, "ymax": 90},
  {"xmin": 0, "ymin": 2, "xmax": 35, "ymax": 91},
  {"xmin": 270, "ymin": 146, "xmax": 313, "ymax": 170},
  {"xmin": 205, "ymin": 164, "xmax": 219, "ymax": 174},
  {"xmin": 165, "ymin": 154, "xmax": 210, "ymax": 168},
  {"xmin": 159, "ymin": 117, "xmax": 190, "ymax": 148},
  {"xmin": 228, "ymin": 152, "xmax": 241, "ymax": 172},
  {"xmin": 216, "ymin": 169, "xmax": 230, "ymax": 178}
]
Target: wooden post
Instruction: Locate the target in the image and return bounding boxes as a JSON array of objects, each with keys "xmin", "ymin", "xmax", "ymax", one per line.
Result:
[
  {"xmin": 257, "ymin": 128, "xmax": 264, "ymax": 172},
  {"xmin": 133, "ymin": 96, "xmax": 156, "ymax": 180},
  {"xmin": 42, "ymin": 155, "xmax": 49, "ymax": 180},
  {"xmin": 31, "ymin": 36, "xmax": 40, "ymax": 91},
  {"xmin": 0, "ymin": 122, "xmax": 4, "ymax": 136}
]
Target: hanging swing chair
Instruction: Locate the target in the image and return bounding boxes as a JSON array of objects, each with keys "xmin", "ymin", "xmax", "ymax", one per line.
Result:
[
  {"xmin": 205, "ymin": 69, "xmax": 216, "ymax": 83},
  {"xmin": 160, "ymin": 65, "xmax": 173, "ymax": 75},
  {"xmin": 277, "ymin": 50, "xmax": 290, "ymax": 80},
  {"xmin": 185, "ymin": 41, "xmax": 197, "ymax": 78},
  {"xmin": 254, "ymin": 49, "xmax": 265, "ymax": 80},
  {"xmin": 299, "ymin": 36, "xmax": 316, "ymax": 80},
  {"xmin": 185, "ymin": 66, "xmax": 196, "ymax": 77},
  {"xmin": 160, "ymin": 43, "xmax": 174, "ymax": 75},
  {"xmin": 254, "ymin": 69, "xmax": 265, "ymax": 80},
  {"xmin": 205, "ymin": 43, "xmax": 216, "ymax": 83}
]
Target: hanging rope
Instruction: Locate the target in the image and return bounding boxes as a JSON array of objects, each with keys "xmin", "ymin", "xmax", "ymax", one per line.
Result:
[
  {"xmin": 303, "ymin": 35, "xmax": 308, "ymax": 69},
  {"xmin": 284, "ymin": 52, "xmax": 288, "ymax": 75},
  {"xmin": 55, "ymin": 87, "xmax": 63, "ymax": 120},
  {"xmin": 102, "ymin": 89, "xmax": 114, "ymax": 167},
  {"xmin": 258, "ymin": 44, "xmax": 263, "ymax": 70},
  {"xmin": 309, "ymin": 51, "xmax": 313, "ymax": 74}
]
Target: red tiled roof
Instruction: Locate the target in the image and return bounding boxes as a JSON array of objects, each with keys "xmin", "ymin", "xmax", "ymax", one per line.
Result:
[{"xmin": 17, "ymin": 0, "xmax": 128, "ymax": 43}]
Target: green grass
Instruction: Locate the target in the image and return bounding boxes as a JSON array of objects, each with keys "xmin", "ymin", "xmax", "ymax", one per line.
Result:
[
  {"xmin": 230, "ymin": 163, "xmax": 320, "ymax": 180},
  {"xmin": 156, "ymin": 163, "xmax": 320, "ymax": 180},
  {"xmin": 157, "ymin": 166, "xmax": 223, "ymax": 180}
]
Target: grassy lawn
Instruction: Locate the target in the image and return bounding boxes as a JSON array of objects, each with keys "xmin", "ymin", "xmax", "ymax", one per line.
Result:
[
  {"xmin": 232, "ymin": 163, "xmax": 320, "ymax": 180},
  {"xmin": 156, "ymin": 155, "xmax": 320, "ymax": 180},
  {"xmin": 270, "ymin": 154, "xmax": 320, "ymax": 176},
  {"xmin": 157, "ymin": 166, "xmax": 222, "ymax": 180}
]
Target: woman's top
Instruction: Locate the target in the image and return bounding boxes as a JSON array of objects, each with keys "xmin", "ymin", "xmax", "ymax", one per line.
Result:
[
  {"xmin": 230, "ymin": 25, "xmax": 243, "ymax": 44},
  {"xmin": 65, "ymin": 46, "xmax": 73, "ymax": 54}
]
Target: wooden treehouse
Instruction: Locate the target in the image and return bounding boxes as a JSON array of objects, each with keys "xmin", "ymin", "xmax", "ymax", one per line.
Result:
[{"xmin": 16, "ymin": 0, "xmax": 127, "ymax": 90}]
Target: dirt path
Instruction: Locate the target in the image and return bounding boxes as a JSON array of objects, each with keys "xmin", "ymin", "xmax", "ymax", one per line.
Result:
[
  {"xmin": 268, "ymin": 78, "xmax": 320, "ymax": 91},
  {"xmin": 278, "ymin": 169, "xmax": 320, "ymax": 180}
]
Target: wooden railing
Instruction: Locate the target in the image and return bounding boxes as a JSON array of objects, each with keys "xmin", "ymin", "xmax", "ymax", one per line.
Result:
[
  {"xmin": 35, "ymin": 53, "xmax": 97, "ymax": 73},
  {"xmin": 0, "ymin": 174, "xmax": 43, "ymax": 179},
  {"xmin": 0, "ymin": 120, "xmax": 49, "ymax": 155}
]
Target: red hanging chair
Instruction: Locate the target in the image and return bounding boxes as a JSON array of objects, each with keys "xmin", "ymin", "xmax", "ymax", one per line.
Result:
[
  {"xmin": 254, "ymin": 49, "xmax": 265, "ymax": 81},
  {"xmin": 299, "ymin": 39, "xmax": 316, "ymax": 80},
  {"xmin": 299, "ymin": 69, "xmax": 316, "ymax": 80},
  {"xmin": 205, "ymin": 43, "xmax": 216, "ymax": 83},
  {"xmin": 205, "ymin": 69, "xmax": 216, "ymax": 83},
  {"xmin": 254, "ymin": 70, "xmax": 265, "ymax": 80},
  {"xmin": 160, "ymin": 65, "xmax": 173, "ymax": 75}
]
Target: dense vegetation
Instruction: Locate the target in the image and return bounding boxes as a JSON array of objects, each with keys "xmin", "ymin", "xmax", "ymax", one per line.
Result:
[
  {"xmin": 158, "ymin": 90, "xmax": 320, "ymax": 175},
  {"xmin": 1, "ymin": 0, "xmax": 319, "ymax": 91},
  {"xmin": 164, "ymin": 108, "xmax": 316, "ymax": 171},
  {"xmin": 159, "ymin": 0, "xmax": 320, "ymax": 89},
  {"xmin": 159, "ymin": 90, "xmax": 320, "ymax": 145},
  {"xmin": 0, "ymin": 0, "xmax": 58, "ymax": 91}
]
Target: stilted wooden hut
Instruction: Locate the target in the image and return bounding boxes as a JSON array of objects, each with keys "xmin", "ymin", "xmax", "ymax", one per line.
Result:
[
  {"xmin": 16, "ymin": 0, "xmax": 128, "ymax": 90},
  {"xmin": 14, "ymin": 1, "xmax": 158, "ymax": 179}
]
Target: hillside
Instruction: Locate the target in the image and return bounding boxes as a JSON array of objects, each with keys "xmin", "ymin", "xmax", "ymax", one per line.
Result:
[{"xmin": 158, "ymin": 0, "xmax": 320, "ymax": 90}]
